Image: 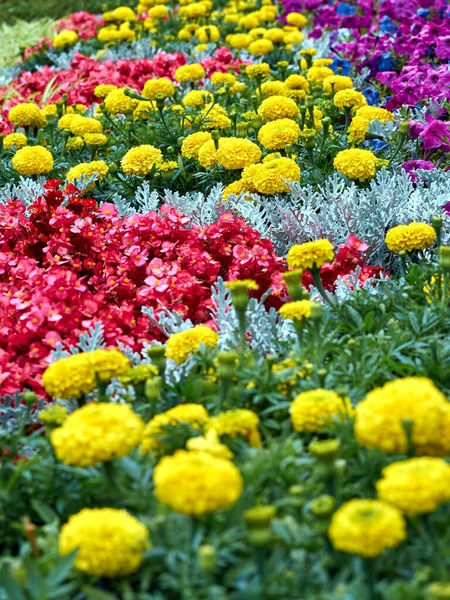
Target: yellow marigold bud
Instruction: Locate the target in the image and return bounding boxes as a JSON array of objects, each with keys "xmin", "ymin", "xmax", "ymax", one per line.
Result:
[
  {"xmin": 290, "ymin": 388, "xmax": 353, "ymax": 433},
  {"xmin": 3, "ymin": 132, "xmax": 27, "ymax": 151},
  {"xmin": 154, "ymin": 450, "xmax": 243, "ymax": 516},
  {"xmin": 166, "ymin": 325, "xmax": 219, "ymax": 364},
  {"xmin": 121, "ymin": 145, "xmax": 163, "ymax": 175},
  {"xmin": 42, "ymin": 348, "xmax": 130, "ymax": 399},
  {"xmin": 50, "ymin": 403, "xmax": 144, "ymax": 467},
  {"xmin": 38, "ymin": 404, "xmax": 68, "ymax": 426},
  {"xmin": 59, "ymin": 508, "xmax": 149, "ymax": 577},
  {"xmin": 141, "ymin": 403, "xmax": 209, "ymax": 454},
  {"xmin": 246, "ymin": 62, "xmax": 271, "ymax": 78},
  {"xmin": 175, "ymin": 64, "xmax": 206, "ymax": 83},
  {"xmin": 258, "ymin": 118, "xmax": 300, "ymax": 150},
  {"xmin": 279, "ymin": 300, "xmax": 319, "ymax": 322},
  {"xmin": 53, "ymin": 29, "xmax": 78, "ymax": 49},
  {"xmin": 258, "ymin": 95, "xmax": 299, "ymax": 121},
  {"xmin": 333, "ymin": 89, "xmax": 367, "ymax": 110},
  {"xmin": 207, "ymin": 408, "xmax": 261, "ymax": 447},
  {"xmin": 142, "ymin": 77, "xmax": 175, "ymax": 99},
  {"xmin": 67, "ymin": 160, "xmax": 109, "ymax": 184},
  {"xmin": 385, "ymin": 222, "xmax": 436, "ymax": 253},
  {"xmin": 287, "ymin": 239, "xmax": 334, "ymax": 270},
  {"xmin": 329, "ymin": 499, "xmax": 406, "ymax": 558},
  {"xmin": 376, "ymin": 457, "xmax": 450, "ymax": 516},
  {"xmin": 216, "ymin": 137, "xmax": 262, "ymax": 170},
  {"xmin": 334, "ymin": 148, "xmax": 377, "ymax": 182},
  {"xmin": 8, "ymin": 103, "xmax": 45, "ymax": 128},
  {"xmin": 354, "ymin": 377, "xmax": 448, "ymax": 454},
  {"xmin": 119, "ymin": 363, "xmax": 158, "ymax": 386},
  {"xmin": 12, "ymin": 146, "xmax": 53, "ymax": 175},
  {"xmin": 181, "ymin": 131, "xmax": 212, "ymax": 159}
]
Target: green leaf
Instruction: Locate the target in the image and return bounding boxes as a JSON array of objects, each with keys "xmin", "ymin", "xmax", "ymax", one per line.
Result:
[
  {"xmin": 30, "ymin": 499, "xmax": 59, "ymax": 525},
  {"xmin": 0, "ymin": 565, "xmax": 27, "ymax": 600},
  {"xmin": 363, "ymin": 311, "xmax": 375, "ymax": 333},
  {"xmin": 46, "ymin": 551, "xmax": 77, "ymax": 588},
  {"xmin": 82, "ymin": 586, "xmax": 119, "ymax": 600}
]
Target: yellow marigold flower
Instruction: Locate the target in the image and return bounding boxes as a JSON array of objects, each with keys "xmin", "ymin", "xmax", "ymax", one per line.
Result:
[
  {"xmin": 12, "ymin": 146, "xmax": 53, "ymax": 176},
  {"xmin": 283, "ymin": 31, "xmax": 304, "ymax": 45},
  {"xmin": 119, "ymin": 363, "xmax": 158, "ymax": 386},
  {"xmin": 83, "ymin": 133, "xmax": 107, "ymax": 146},
  {"xmin": 287, "ymin": 239, "xmax": 334, "ymax": 270},
  {"xmin": 222, "ymin": 179, "xmax": 252, "ymax": 200},
  {"xmin": 313, "ymin": 58, "xmax": 334, "ymax": 67},
  {"xmin": 216, "ymin": 137, "xmax": 262, "ymax": 170},
  {"xmin": 67, "ymin": 160, "xmax": 109, "ymax": 184},
  {"xmin": 246, "ymin": 62, "xmax": 271, "ymax": 78},
  {"xmin": 58, "ymin": 113, "xmax": 77, "ymax": 130},
  {"xmin": 133, "ymin": 100, "xmax": 155, "ymax": 120},
  {"xmin": 142, "ymin": 77, "xmax": 175, "ymax": 99},
  {"xmin": 42, "ymin": 104, "xmax": 57, "ymax": 115},
  {"xmin": 264, "ymin": 27, "xmax": 286, "ymax": 43},
  {"xmin": 385, "ymin": 222, "xmax": 436, "ymax": 253},
  {"xmin": 322, "ymin": 75, "xmax": 353, "ymax": 93},
  {"xmin": 182, "ymin": 90, "xmax": 214, "ymax": 108},
  {"xmin": 196, "ymin": 25, "xmax": 220, "ymax": 42},
  {"xmin": 51, "ymin": 403, "xmax": 144, "ymax": 467},
  {"xmin": 284, "ymin": 74, "xmax": 309, "ymax": 94},
  {"xmin": 248, "ymin": 38, "xmax": 274, "ymax": 55},
  {"xmin": 354, "ymin": 377, "xmax": 447, "ymax": 454},
  {"xmin": 279, "ymin": 300, "xmax": 319, "ymax": 322},
  {"xmin": 347, "ymin": 115, "xmax": 370, "ymax": 144},
  {"xmin": 272, "ymin": 358, "xmax": 313, "ymax": 395},
  {"xmin": 329, "ymin": 499, "xmax": 406, "ymax": 558},
  {"xmin": 38, "ymin": 404, "xmax": 68, "ymax": 426},
  {"xmin": 260, "ymin": 80, "xmax": 288, "ymax": 98},
  {"xmin": 286, "ymin": 12, "xmax": 308, "ymax": 28},
  {"xmin": 181, "ymin": 131, "xmax": 212, "ymax": 159},
  {"xmin": 334, "ymin": 148, "xmax": 377, "ymax": 182},
  {"xmin": 175, "ymin": 64, "xmax": 206, "ymax": 83},
  {"xmin": 242, "ymin": 157, "xmax": 300, "ymax": 194},
  {"xmin": 208, "ymin": 409, "xmax": 261, "ymax": 447},
  {"xmin": 141, "ymin": 403, "xmax": 208, "ymax": 454},
  {"xmin": 333, "ymin": 89, "xmax": 368, "ymax": 110},
  {"xmin": 53, "ymin": 29, "xmax": 79, "ymax": 49},
  {"xmin": 121, "ymin": 145, "xmax": 163, "ymax": 175},
  {"xmin": 104, "ymin": 89, "xmax": 138, "ymax": 115},
  {"xmin": 307, "ymin": 66, "xmax": 334, "ymax": 83},
  {"xmin": 299, "ymin": 48, "xmax": 317, "ymax": 57},
  {"xmin": 166, "ymin": 325, "xmax": 219, "ymax": 364},
  {"xmin": 290, "ymin": 388, "xmax": 353, "ymax": 432},
  {"xmin": 154, "ymin": 450, "xmax": 243, "ymax": 516},
  {"xmin": 258, "ymin": 118, "xmax": 300, "ymax": 150},
  {"xmin": 66, "ymin": 136, "xmax": 84, "ymax": 151},
  {"xmin": 225, "ymin": 279, "xmax": 259, "ymax": 292},
  {"xmin": 70, "ymin": 116, "xmax": 103, "ymax": 136},
  {"xmin": 94, "ymin": 84, "xmax": 118, "ymax": 98},
  {"xmin": 103, "ymin": 6, "xmax": 137, "ymax": 21},
  {"xmin": 258, "ymin": 95, "xmax": 299, "ymax": 121},
  {"xmin": 239, "ymin": 14, "xmax": 260, "ymax": 30},
  {"xmin": 3, "ymin": 133, "xmax": 27, "ymax": 151},
  {"xmin": 187, "ymin": 429, "xmax": 233, "ymax": 459},
  {"xmin": 59, "ymin": 508, "xmax": 149, "ymax": 577},
  {"xmin": 376, "ymin": 457, "xmax": 450, "ymax": 516},
  {"xmin": 157, "ymin": 160, "xmax": 178, "ymax": 172},
  {"xmin": 210, "ymin": 72, "xmax": 236, "ymax": 86},
  {"xmin": 355, "ymin": 105, "xmax": 394, "ymax": 122},
  {"xmin": 198, "ymin": 139, "xmax": 218, "ymax": 169},
  {"xmin": 201, "ymin": 104, "xmax": 232, "ymax": 129},
  {"xmin": 259, "ymin": 5, "xmax": 278, "ymax": 21},
  {"xmin": 148, "ymin": 4, "xmax": 169, "ymax": 18},
  {"xmin": 227, "ymin": 33, "xmax": 252, "ymax": 48},
  {"xmin": 42, "ymin": 348, "xmax": 130, "ymax": 400},
  {"xmin": 8, "ymin": 103, "xmax": 45, "ymax": 128}
]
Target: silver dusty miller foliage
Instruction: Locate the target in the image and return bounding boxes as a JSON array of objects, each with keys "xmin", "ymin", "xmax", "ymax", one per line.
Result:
[{"xmin": 0, "ymin": 176, "xmax": 47, "ymax": 207}]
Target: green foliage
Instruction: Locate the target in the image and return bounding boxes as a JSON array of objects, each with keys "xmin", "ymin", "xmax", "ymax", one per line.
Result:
[{"xmin": 0, "ymin": 19, "xmax": 57, "ymax": 68}]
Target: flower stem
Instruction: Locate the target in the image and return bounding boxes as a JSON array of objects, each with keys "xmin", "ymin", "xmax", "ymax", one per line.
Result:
[{"xmin": 311, "ymin": 268, "xmax": 337, "ymax": 311}]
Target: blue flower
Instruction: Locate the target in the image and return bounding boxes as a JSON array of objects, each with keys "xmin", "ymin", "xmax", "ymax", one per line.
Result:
[
  {"xmin": 331, "ymin": 58, "xmax": 351, "ymax": 75},
  {"xmin": 336, "ymin": 3, "xmax": 356, "ymax": 16},
  {"xmin": 369, "ymin": 139, "xmax": 389, "ymax": 152},
  {"xmin": 378, "ymin": 52, "xmax": 398, "ymax": 72},
  {"xmin": 416, "ymin": 8, "xmax": 430, "ymax": 18},
  {"xmin": 362, "ymin": 88, "xmax": 380, "ymax": 106},
  {"xmin": 380, "ymin": 16, "xmax": 398, "ymax": 35}
]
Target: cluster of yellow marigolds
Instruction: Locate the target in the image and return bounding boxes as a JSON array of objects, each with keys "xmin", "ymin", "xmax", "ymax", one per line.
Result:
[
  {"xmin": 3, "ymin": 0, "xmax": 403, "ymax": 196},
  {"xmin": 37, "ymin": 228, "xmax": 450, "ymax": 577}
]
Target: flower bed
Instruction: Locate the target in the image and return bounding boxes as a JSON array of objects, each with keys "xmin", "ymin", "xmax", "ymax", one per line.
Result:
[{"xmin": 1, "ymin": 0, "xmax": 450, "ymax": 597}]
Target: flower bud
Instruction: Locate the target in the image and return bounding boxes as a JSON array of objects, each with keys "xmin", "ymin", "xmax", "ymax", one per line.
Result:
[
  {"xmin": 308, "ymin": 438, "xmax": 340, "ymax": 462},
  {"xmin": 250, "ymin": 116, "xmax": 263, "ymax": 131},
  {"xmin": 107, "ymin": 162, "xmax": 118, "ymax": 175},
  {"xmin": 310, "ymin": 494, "xmax": 335, "ymax": 517},
  {"xmin": 145, "ymin": 375, "xmax": 161, "ymax": 403},
  {"xmin": 198, "ymin": 544, "xmax": 217, "ymax": 573},
  {"xmin": 305, "ymin": 95, "xmax": 315, "ymax": 109},
  {"xmin": 321, "ymin": 116, "xmax": 331, "ymax": 134},
  {"xmin": 124, "ymin": 86, "xmax": 142, "ymax": 100},
  {"xmin": 309, "ymin": 302, "xmax": 324, "ymax": 321},
  {"xmin": 439, "ymin": 246, "xmax": 450, "ymax": 274},
  {"xmin": 282, "ymin": 269, "xmax": 304, "ymax": 300},
  {"xmin": 55, "ymin": 100, "xmax": 64, "ymax": 116},
  {"xmin": 23, "ymin": 390, "xmax": 38, "ymax": 405},
  {"xmin": 427, "ymin": 582, "xmax": 450, "ymax": 600},
  {"xmin": 432, "ymin": 215, "xmax": 443, "ymax": 232},
  {"xmin": 245, "ymin": 505, "xmax": 277, "ymax": 529},
  {"xmin": 216, "ymin": 351, "xmax": 238, "ymax": 379},
  {"xmin": 398, "ymin": 120, "xmax": 410, "ymax": 136},
  {"xmin": 147, "ymin": 344, "xmax": 166, "ymax": 371}
]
